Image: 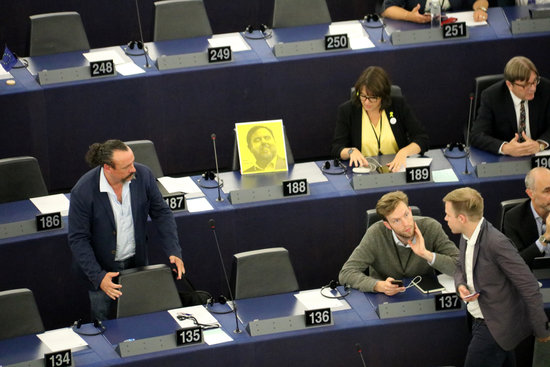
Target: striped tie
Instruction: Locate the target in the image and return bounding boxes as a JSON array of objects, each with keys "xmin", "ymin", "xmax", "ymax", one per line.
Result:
[{"xmin": 518, "ymin": 100, "xmax": 526, "ymax": 143}]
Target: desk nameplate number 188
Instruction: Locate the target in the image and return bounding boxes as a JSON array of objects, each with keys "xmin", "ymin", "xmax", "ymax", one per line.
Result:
[
  {"xmin": 305, "ymin": 308, "xmax": 332, "ymax": 327},
  {"xmin": 36, "ymin": 212, "xmax": 62, "ymax": 232},
  {"xmin": 282, "ymin": 178, "xmax": 308, "ymax": 197},
  {"xmin": 45, "ymin": 349, "xmax": 72, "ymax": 367},
  {"xmin": 208, "ymin": 46, "xmax": 232, "ymax": 63},
  {"xmin": 434, "ymin": 293, "xmax": 461, "ymax": 311},
  {"xmin": 90, "ymin": 60, "xmax": 115, "ymax": 77}
]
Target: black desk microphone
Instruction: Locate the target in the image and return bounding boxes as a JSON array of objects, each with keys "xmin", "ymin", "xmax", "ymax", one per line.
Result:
[
  {"xmin": 464, "ymin": 93, "xmax": 474, "ymax": 175},
  {"xmin": 211, "ymin": 133, "xmax": 223, "ymax": 201},
  {"xmin": 208, "ymin": 219, "xmax": 241, "ymax": 333},
  {"xmin": 356, "ymin": 343, "xmax": 367, "ymax": 367}
]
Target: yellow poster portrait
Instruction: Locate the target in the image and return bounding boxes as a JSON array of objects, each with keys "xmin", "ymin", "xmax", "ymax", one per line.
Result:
[{"xmin": 235, "ymin": 120, "xmax": 288, "ymax": 175}]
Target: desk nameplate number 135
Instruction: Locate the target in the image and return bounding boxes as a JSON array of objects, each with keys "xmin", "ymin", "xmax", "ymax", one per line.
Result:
[
  {"xmin": 90, "ymin": 60, "xmax": 115, "ymax": 77},
  {"xmin": 45, "ymin": 349, "xmax": 73, "ymax": 367}
]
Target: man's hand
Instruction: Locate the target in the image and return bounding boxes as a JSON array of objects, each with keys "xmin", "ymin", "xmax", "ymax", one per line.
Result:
[
  {"xmin": 501, "ymin": 133, "xmax": 540, "ymax": 157},
  {"xmin": 169, "ymin": 255, "xmax": 185, "ymax": 280},
  {"xmin": 408, "ymin": 223, "xmax": 434, "ymax": 262},
  {"xmin": 100, "ymin": 272, "xmax": 122, "ymax": 300},
  {"xmin": 473, "ymin": 8, "xmax": 487, "ymax": 22},
  {"xmin": 374, "ymin": 277, "xmax": 406, "ymax": 296},
  {"xmin": 457, "ymin": 284, "xmax": 479, "ymax": 302},
  {"xmin": 408, "ymin": 4, "xmax": 431, "ymax": 23}
]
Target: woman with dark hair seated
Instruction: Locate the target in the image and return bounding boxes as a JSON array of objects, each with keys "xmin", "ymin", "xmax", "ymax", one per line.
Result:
[{"xmin": 331, "ymin": 66, "xmax": 429, "ymax": 172}]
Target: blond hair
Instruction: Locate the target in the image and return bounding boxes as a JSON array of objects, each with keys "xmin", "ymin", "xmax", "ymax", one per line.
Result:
[
  {"xmin": 376, "ymin": 191, "xmax": 408, "ymax": 220},
  {"xmin": 443, "ymin": 187, "xmax": 483, "ymax": 221}
]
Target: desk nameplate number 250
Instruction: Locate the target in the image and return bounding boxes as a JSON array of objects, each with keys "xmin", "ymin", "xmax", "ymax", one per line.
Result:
[
  {"xmin": 45, "ymin": 349, "xmax": 72, "ymax": 367},
  {"xmin": 36, "ymin": 212, "xmax": 63, "ymax": 232},
  {"xmin": 305, "ymin": 308, "xmax": 332, "ymax": 327},
  {"xmin": 283, "ymin": 178, "xmax": 308, "ymax": 197},
  {"xmin": 90, "ymin": 60, "xmax": 115, "ymax": 77},
  {"xmin": 208, "ymin": 46, "xmax": 232, "ymax": 63},
  {"xmin": 325, "ymin": 34, "xmax": 349, "ymax": 50},
  {"xmin": 434, "ymin": 293, "xmax": 461, "ymax": 311}
]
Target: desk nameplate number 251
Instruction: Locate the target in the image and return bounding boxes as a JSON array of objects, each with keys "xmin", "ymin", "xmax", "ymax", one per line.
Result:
[
  {"xmin": 90, "ymin": 60, "xmax": 115, "ymax": 77},
  {"xmin": 305, "ymin": 308, "xmax": 332, "ymax": 327},
  {"xmin": 45, "ymin": 349, "xmax": 72, "ymax": 367},
  {"xmin": 36, "ymin": 212, "xmax": 63, "ymax": 232},
  {"xmin": 442, "ymin": 22, "xmax": 467, "ymax": 39}
]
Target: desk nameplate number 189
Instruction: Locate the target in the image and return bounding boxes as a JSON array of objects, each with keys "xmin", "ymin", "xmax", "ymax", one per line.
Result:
[
  {"xmin": 36, "ymin": 212, "xmax": 63, "ymax": 232},
  {"xmin": 45, "ymin": 349, "xmax": 72, "ymax": 367},
  {"xmin": 90, "ymin": 60, "xmax": 115, "ymax": 77},
  {"xmin": 305, "ymin": 308, "xmax": 332, "ymax": 327},
  {"xmin": 405, "ymin": 166, "xmax": 431, "ymax": 183},
  {"xmin": 434, "ymin": 293, "xmax": 461, "ymax": 311}
]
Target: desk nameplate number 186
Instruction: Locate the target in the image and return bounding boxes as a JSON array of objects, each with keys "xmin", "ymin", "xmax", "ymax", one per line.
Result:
[
  {"xmin": 45, "ymin": 349, "xmax": 72, "ymax": 367},
  {"xmin": 90, "ymin": 60, "xmax": 115, "ymax": 77},
  {"xmin": 36, "ymin": 212, "xmax": 63, "ymax": 232}
]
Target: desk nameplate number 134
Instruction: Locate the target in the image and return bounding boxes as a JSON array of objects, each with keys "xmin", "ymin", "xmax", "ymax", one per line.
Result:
[
  {"xmin": 90, "ymin": 60, "xmax": 115, "ymax": 77},
  {"xmin": 45, "ymin": 349, "xmax": 73, "ymax": 367}
]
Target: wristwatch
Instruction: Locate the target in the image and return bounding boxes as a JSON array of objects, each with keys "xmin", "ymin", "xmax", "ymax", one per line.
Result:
[
  {"xmin": 539, "ymin": 235, "xmax": 550, "ymax": 246},
  {"xmin": 540, "ymin": 143, "xmax": 546, "ymax": 152},
  {"xmin": 348, "ymin": 148, "xmax": 355, "ymax": 156},
  {"xmin": 476, "ymin": 6, "xmax": 487, "ymax": 11}
]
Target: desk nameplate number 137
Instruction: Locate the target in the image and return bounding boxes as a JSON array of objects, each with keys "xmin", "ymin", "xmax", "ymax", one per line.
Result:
[
  {"xmin": 90, "ymin": 60, "xmax": 115, "ymax": 77},
  {"xmin": 45, "ymin": 349, "xmax": 73, "ymax": 367}
]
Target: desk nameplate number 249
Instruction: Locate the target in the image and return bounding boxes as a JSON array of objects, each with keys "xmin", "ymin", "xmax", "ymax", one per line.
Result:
[
  {"xmin": 45, "ymin": 349, "xmax": 72, "ymax": 367},
  {"xmin": 90, "ymin": 60, "xmax": 115, "ymax": 77},
  {"xmin": 208, "ymin": 46, "xmax": 232, "ymax": 63}
]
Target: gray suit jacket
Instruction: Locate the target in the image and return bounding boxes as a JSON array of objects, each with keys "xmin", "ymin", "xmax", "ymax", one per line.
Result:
[{"xmin": 454, "ymin": 219, "xmax": 549, "ymax": 350}]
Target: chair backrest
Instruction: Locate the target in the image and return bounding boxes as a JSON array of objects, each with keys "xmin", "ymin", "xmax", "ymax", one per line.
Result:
[
  {"xmin": 0, "ymin": 156, "xmax": 48, "ymax": 203},
  {"xmin": 154, "ymin": 0, "xmax": 213, "ymax": 42},
  {"xmin": 0, "ymin": 288, "xmax": 45, "ymax": 340},
  {"xmin": 124, "ymin": 140, "xmax": 164, "ymax": 178},
  {"xmin": 272, "ymin": 0, "xmax": 331, "ymax": 28},
  {"xmin": 350, "ymin": 85, "xmax": 402, "ymax": 100},
  {"xmin": 468, "ymin": 74, "xmax": 504, "ymax": 136},
  {"xmin": 231, "ymin": 127, "xmax": 295, "ymax": 171},
  {"xmin": 116, "ymin": 264, "xmax": 182, "ymax": 318},
  {"xmin": 29, "ymin": 11, "xmax": 90, "ymax": 56},
  {"xmin": 230, "ymin": 247, "xmax": 299, "ymax": 299},
  {"xmin": 366, "ymin": 205, "xmax": 422, "ymax": 230},
  {"xmin": 498, "ymin": 198, "xmax": 528, "ymax": 232}
]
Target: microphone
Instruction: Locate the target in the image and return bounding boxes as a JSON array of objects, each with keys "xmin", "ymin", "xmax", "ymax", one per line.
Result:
[
  {"xmin": 211, "ymin": 133, "xmax": 223, "ymax": 202},
  {"xmin": 380, "ymin": 17, "xmax": 386, "ymax": 43},
  {"xmin": 130, "ymin": 0, "xmax": 150, "ymax": 68},
  {"xmin": 356, "ymin": 343, "xmax": 367, "ymax": 367},
  {"xmin": 464, "ymin": 93, "xmax": 474, "ymax": 175},
  {"xmin": 208, "ymin": 219, "xmax": 241, "ymax": 333}
]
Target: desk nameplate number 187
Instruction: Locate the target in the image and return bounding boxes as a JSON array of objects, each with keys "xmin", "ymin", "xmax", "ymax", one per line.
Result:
[
  {"xmin": 45, "ymin": 349, "xmax": 72, "ymax": 367},
  {"xmin": 90, "ymin": 60, "xmax": 115, "ymax": 77},
  {"xmin": 36, "ymin": 212, "xmax": 63, "ymax": 232}
]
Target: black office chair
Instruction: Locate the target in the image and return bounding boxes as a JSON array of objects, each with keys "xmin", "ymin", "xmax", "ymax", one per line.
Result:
[
  {"xmin": 0, "ymin": 288, "xmax": 45, "ymax": 340},
  {"xmin": 0, "ymin": 156, "xmax": 48, "ymax": 203},
  {"xmin": 124, "ymin": 140, "xmax": 164, "ymax": 179},
  {"xmin": 153, "ymin": 0, "xmax": 213, "ymax": 42},
  {"xmin": 350, "ymin": 85, "xmax": 403, "ymax": 100},
  {"xmin": 272, "ymin": 0, "xmax": 332, "ymax": 28},
  {"xmin": 366, "ymin": 206, "xmax": 421, "ymax": 230},
  {"xmin": 116, "ymin": 264, "xmax": 182, "ymax": 318},
  {"xmin": 29, "ymin": 11, "xmax": 90, "ymax": 56},
  {"xmin": 230, "ymin": 247, "xmax": 299, "ymax": 299},
  {"xmin": 498, "ymin": 198, "xmax": 528, "ymax": 232},
  {"xmin": 467, "ymin": 74, "xmax": 504, "ymax": 138},
  {"xmin": 231, "ymin": 126, "xmax": 295, "ymax": 171}
]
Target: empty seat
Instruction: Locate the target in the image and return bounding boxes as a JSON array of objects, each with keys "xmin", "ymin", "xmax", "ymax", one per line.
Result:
[
  {"xmin": 153, "ymin": 0, "xmax": 213, "ymax": 41},
  {"xmin": 0, "ymin": 156, "xmax": 48, "ymax": 203},
  {"xmin": 125, "ymin": 140, "xmax": 164, "ymax": 179},
  {"xmin": 29, "ymin": 11, "xmax": 90, "ymax": 56},
  {"xmin": 272, "ymin": 0, "xmax": 331, "ymax": 28},
  {"xmin": 0, "ymin": 288, "xmax": 45, "ymax": 340}
]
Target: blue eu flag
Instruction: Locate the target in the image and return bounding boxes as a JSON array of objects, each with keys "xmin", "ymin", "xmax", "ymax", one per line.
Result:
[{"xmin": 1, "ymin": 46, "xmax": 18, "ymax": 71}]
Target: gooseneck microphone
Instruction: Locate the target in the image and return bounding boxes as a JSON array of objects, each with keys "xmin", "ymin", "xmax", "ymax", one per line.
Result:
[
  {"xmin": 356, "ymin": 343, "xmax": 367, "ymax": 367},
  {"xmin": 133, "ymin": 0, "xmax": 150, "ymax": 68},
  {"xmin": 208, "ymin": 219, "xmax": 241, "ymax": 333},
  {"xmin": 464, "ymin": 93, "xmax": 474, "ymax": 175},
  {"xmin": 211, "ymin": 133, "xmax": 223, "ymax": 202}
]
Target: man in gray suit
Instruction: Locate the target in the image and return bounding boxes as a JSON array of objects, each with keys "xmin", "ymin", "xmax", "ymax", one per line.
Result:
[{"xmin": 443, "ymin": 187, "xmax": 549, "ymax": 366}]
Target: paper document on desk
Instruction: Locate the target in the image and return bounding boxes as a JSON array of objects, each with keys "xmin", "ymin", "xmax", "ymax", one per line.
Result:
[
  {"xmin": 30, "ymin": 193, "xmax": 70, "ymax": 216},
  {"xmin": 432, "ymin": 168, "xmax": 459, "ymax": 182},
  {"xmin": 208, "ymin": 32, "xmax": 251, "ymax": 52},
  {"xmin": 329, "ymin": 21, "xmax": 375, "ymax": 50},
  {"xmin": 186, "ymin": 197, "xmax": 214, "ymax": 212},
  {"xmin": 83, "ymin": 47, "xmax": 145, "ymax": 75},
  {"xmin": 37, "ymin": 327, "xmax": 88, "ymax": 352},
  {"xmin": 158, "ymin": 176, "xmax": 205, "ymax": 199},
  {"xmin": 295, "ymin": 288, "xmax": 351, "ymax": 311},
  {"xmin": 447, "ymin": 11, "xmax": 488, "ymax": 27},
  {"xmin": 0, "ymin": 64, "xmax": 12, "ymax": 79},
  {"xmin": 436, "ymin": 274, "xmax": 456, "ymax": 293},
  {"xmin": 168, "ymin": 305, "xmax": 233, "ymax": 345}
]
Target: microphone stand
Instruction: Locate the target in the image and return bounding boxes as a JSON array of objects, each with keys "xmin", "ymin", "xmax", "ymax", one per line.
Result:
[
  {"xmin": 464, "ymin": 93, "xmax": 474, "ymax": 175},
  {"xmin": 380, "ymin": 17, "xmax": 386, "ymax": 43},
  {"xmin": 211, "ymin": 133, "xmax": 223, "ymax": 202},
  {"xmin": 209, "ymin": 219, "xmax": 241, "ymax": 334},
  {"xmin": 134, "ymin": 0, "xmax": 150, "ymax": 68},
  {"xmin": 356, "ymin": 343, "xmax": 367, "ymax": 367}
]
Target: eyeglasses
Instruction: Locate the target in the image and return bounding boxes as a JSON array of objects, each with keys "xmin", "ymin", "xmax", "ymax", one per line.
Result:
[
  {"xmin": 359, "ymin": 94, "xmax": 380, "ymax": 103},
  {"xmin": 513, "ymin": 76, "xmax": 541, "ymax": 89}
]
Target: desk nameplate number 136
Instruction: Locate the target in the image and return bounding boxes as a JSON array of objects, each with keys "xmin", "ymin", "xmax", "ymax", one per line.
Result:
[
  {"xmin": 305, "ymin": 308, "xmax": 332, "ymax": 327},
  {"xmin": 45, "ymin": 349, "xmax": 73, "ymax": 367},
  {"xmin": 90, "ymin": 60, "xmax": 115, "ymax": 77}
]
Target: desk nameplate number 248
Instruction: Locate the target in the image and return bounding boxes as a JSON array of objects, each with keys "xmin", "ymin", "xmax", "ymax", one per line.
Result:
[
  {"xmin": 90, "ymin": 60, "xmax": 115, "ymax": 77},
  {"xmin": 45, "ymin": 349, "xmax": 72, "ymax": 367}
]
